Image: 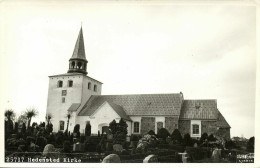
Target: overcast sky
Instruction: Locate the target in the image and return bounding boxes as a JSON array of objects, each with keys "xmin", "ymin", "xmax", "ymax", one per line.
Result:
[{"xmin": 0, "ymin": 1, "xmax": 256, "ymax": 138}]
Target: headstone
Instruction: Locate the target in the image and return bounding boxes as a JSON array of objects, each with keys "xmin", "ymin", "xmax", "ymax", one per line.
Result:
[
  {"xmin": 73, "ymin": 142, "xmax": 81, "ymax": 152},
  {"xmin": 107, "ymin": 134, "xmax": 113, "ymax": 140},
  {"xmin": 211, "ymin": 149, "xmax": 221, "ymax": 162},
  {"xmin": 182, "ymin": 156, "xmax": 188, "ymax": 163},
  {"xmin": 42, "ymin": 144, "xmax": 57, "ymax": 158},
  {"xmin": 143, "ymin": 155, "xmax": 158, "ymax": 163},
  {"xmin": 102, "ymin": 154, "xmax": 121, "ymax": 163},
  {"xmin": 137, "ymin": 141, "xmax": 148, "ymax": 150},
  {"xmin": 193, "ymin": 143, "xmax": 198, "ymax": 148},
  {"xmin": 113, "ymin": 144, "xmax": 123, "ymax": 152}
]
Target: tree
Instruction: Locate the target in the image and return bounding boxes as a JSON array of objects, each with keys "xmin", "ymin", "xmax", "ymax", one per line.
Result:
[
  {"xmin": 118, "ymin": 118, "xmax": 128, "ymax": 135},
  {"xmin": 171, "ymin": 129, "xmax": 183, "ymax": 143},
  {"xmin": 5, "ymin": 109, "xmax": 15, "ymax": 121},
  {"xmin": 183, "ymin": 133, "xmax": 193, "ymax": 146},
  {"xmin": 157, "ymin": 128, "xmax": 170, "ymax": 141},
  {"xmin": 24, "ymin": 108, "xmax": 38, "ymax": 128},
  {"xmin": 200, "ymin": 133, "xmax": 208, "ymax": 143},
  {"xmin": 45, "ymin": 113, "xmax": 52, "ymax": 126},
  {"xmin": 247, "ymin": 136, "xmax": 254, "ymax": 152},
  {"xmin": 109, "ymin": 119, "xmax": 117, "ymax": 135},
  {"xmin": 5, "ymin": 109, "xmax": 15, "ymax": 135},
  {"xmin": 85, "ymin": 122, "xmax": 91, "ymax": 136},
  {"xmin": 65, "ymin": 113, "xmax": 71, "ymax": 133}
]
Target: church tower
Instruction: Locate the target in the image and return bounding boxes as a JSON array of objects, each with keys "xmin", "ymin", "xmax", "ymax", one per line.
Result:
[{"xmin": 46, "ymin": 27, "xmax": 102, "ymax": 133}]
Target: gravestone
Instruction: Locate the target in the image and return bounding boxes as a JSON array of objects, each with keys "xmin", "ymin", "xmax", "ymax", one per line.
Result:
[
  {"xmin": 42, "ymin": 144, "xmax": 57, "ymax": 158},
  {"xmin": 211, "ymin": 149, "xmax": 222, "ymax": 162},
  {"xmin": 102, "ymin": 154, "xmax": 121, "ymax": 163},
  {"xmin": 113, "ymin": 144, "xmax": 123, "ymax": 152},
  {"xmin": 143, "ymin": 155, "xmax": 158, "ymax": 163}
]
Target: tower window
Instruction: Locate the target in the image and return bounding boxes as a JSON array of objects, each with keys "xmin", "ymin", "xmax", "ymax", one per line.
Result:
[
  {"xmin": 62, "ymin": 90, "xmax": 67, "ymax": 96},
  {"xmin": 62, "ymin": 97, "xmax": 65, "ymax": 103},
  {"xmin": 88, "ymin": 82, "xmax": 91, "ymax": 90},
  {"xmin": 71, "ymin": 61, "xmax": 75, "ymax": 69},
  {"xmin": 59, "ymin": 121, "xmax": 65, "ymax": 130},
  {"xmin": 134, "ymin": 122, "xmax": 140, "ymax": 133},
  {"xmin": 77, "ymin": 62, "xmax": 82, "ymax": 69},
  {"xmin": 94, "ymin": 85, "xmax": 97, "ymax": 92},
  {"xmin": 57, "ymin": 81, "xmax": 63, "ymax": 88},
  {"xmin": 68, "ymin": 80, "xmax": 73, "ymax": 87}
]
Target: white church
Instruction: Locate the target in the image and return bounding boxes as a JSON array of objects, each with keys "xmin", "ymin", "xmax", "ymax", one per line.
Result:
[{"xmin": 46, "ymin": 27, "xmax": 230, "ymax": 139}]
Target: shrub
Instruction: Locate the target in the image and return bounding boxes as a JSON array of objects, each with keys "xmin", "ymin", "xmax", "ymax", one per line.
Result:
[
  {"xmin": 130, "ymin": 134, "xmax": 139, "ymax": 141},
  {"xmin": 171, "ymin": 129, "xmax": 182, "ymax": 143},
  {"xmin": 148, "ymin": 130, "xmax": 156, "ymax": 136},
  {"xmin": 109, "ymin": 120, "xmax": 117, "ymax": 135},
  {"xmin": 73, "ymin": 124, "xmax": 80, "ymax": 138},
  {"xmin": 63, "ymin": 140, "xmax": 71, "ymax": 153},
  {"xmin": 118, "ymin": 118, "xmax": 128, "ymax": 135},
  {"xmin": 14, "ymin": 122, "xmax": 18, "ymax": 134},
  {"xmin": 157, "ymin": 128, "xmax": 170, "ymax": 141},
  {"xmin": 36, "ymin": 136, "xmax": 47, "ymax": 149},
  {"xmin": 200, "ymin": 133, "xmax": 208, "ymax": 142},
  {"xmin": 208, "ymin": 134, "xmax": 217, "ymax": 141},
  {"xmin": 225, "ymin": 140, "xmax": 236, "ymax": 150},
  {"xmin": 247, "ymin": 136, "xmax": 254, "ymax": 152},
  {"xmin": 85, "ymin": 122, "xmax": 91, "ymax": 136},
  {"xmin": 183, "ymin": 133, "xmax": 193, "ymax": 146}
]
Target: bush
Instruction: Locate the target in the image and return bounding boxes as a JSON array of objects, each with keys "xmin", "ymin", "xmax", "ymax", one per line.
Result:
[
  {"xmin": 85, "ymin": 122, "xmax": 91, "ymax": 136},
  {"xmin": 73, "ymin": 124, "xmax": 80, "ymax": 138},
  {"xmin": 247, "ymin": 136, "xmax": 254, "ymax": 152},
  {"xmin": 200, "ymin": 133, "xmax": 208, "ymax": 143},
  {"xmin": 225, "ymin": 140, "xmax": 236, "ymax": 150},
  {"xmin": 36, "ymin": 136, "xmax": 47, "ymax": 149},
  {"xmin": 171, "ymin": 129, "xmax": 182, "ymax": 143},
  {"xmin": 63, "ymin": 140, "xmax": 71, "ymax": 153},
  {"xmin": 157, "ymin": 128, "xmax": 170, "ymax": 141},
  {"xmin": 130, "ymin": 134, "xmax": 139, "ymax": 141},
  {"xmin": 208, "ymin": 134, "xmax": 217, "ymax": 141},
  {"xmin": 109, "ymin": 120, "xmax": 117, "ymax": 135},
  {"xmin": 148, "ymin": 130, "xmax": 155, "ymax": 136},
  {"xmin": 183, "ymin": 133, "xmax": 193, "ymax": 146}
]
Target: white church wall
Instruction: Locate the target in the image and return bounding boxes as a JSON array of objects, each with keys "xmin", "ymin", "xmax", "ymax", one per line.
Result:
[
  {"xmin": 88, "ymin": 102, "xmax": 121, "ymax": 134},
  {"xmin": 46, "ymin": 74, "xmax": 84, "ymax": 132}
]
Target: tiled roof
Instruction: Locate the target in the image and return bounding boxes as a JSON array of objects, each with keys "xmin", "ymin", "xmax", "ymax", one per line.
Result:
[
  {"xmin": 78, "ymin": 93, "xmax": 183, "ymax": 116},
  {"xmin": 68, "ymin": 103, "xmax": 81, "ymax": 112},
  {"xmin": 107, "ymin": 102, "xmax": 131, "ymax": 121},
  {"xmin": 179, "ymin": 100, "xmax": 218, "ymax": 120},
  {"xmin": 216, "ymin": 110, "xmax": 231, "ymax": 128}
]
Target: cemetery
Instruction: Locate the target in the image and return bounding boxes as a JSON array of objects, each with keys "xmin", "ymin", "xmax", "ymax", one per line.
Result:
[{"xmin": 5, "ymin": 109, "xmax": 255, "ymax": 163}]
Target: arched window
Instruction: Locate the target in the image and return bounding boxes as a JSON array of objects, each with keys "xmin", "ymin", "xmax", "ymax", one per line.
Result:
[
  {"xmin": 94, "ymin": 84, "xmax": 97, "ymax": 92},
  {"xmin": 59, "ymin": 121, "xmax": 65, "ymax": 130},
  {"xmin": 71, "ymin": 61, "xmax": 75, "ymax": 69},
  {"xmin": 68, "ymin": 80, "xmax": 73, "ymax": 87},
  {"xmin": 77, "ymin": 62, "xmax": 82, "ymax": 69},
  {"xmin": 57, "ymin": 80, "xmax": 63, "ymax": 88},
  {"xmin": 88, "ymin": 82, "xmax": 91, "ymax": 90},
  {"xmin": 133, "ymin": 122, "xmax": 140, "ymax": 133}
]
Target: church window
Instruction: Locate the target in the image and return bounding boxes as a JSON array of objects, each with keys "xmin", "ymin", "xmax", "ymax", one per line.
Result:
[
  {"xmin": 62, "ymin": 90, "xmax": 67, "ymax": 96},
  {"xmin": 88, "ymin": 82, "xmax": 91, "ymax": 90},
  {"xmin": 192, "ymin": 124, "xmax": 199, "ymax": 135},
  {"xmin": 133, "ymin": 122, "xmax": 140, "ymax": 133},
  {"xmin": 68, "ymin": 80, "xmax": 73, "ymax": 87},
  {"xmin": 94, "ymin": 85, "xmax": 97, "ymax": 92},
  {"xmin": 58, "ymin": 81, "xmax": 63, "ymax": 88},
  {"xmin": 71, "ymin": 61, "xmax": 75, "ymax": 69},
  {"xmin": 77, "ymin": 62, "xmax": 82, "ymax": 69},
  {"xmin": 62, "ymin": 97, "xmax": 65, "ymax": 103},
  {"xmin": 59, "ymin": 121, "xmax": 65, "ymax": 130}
]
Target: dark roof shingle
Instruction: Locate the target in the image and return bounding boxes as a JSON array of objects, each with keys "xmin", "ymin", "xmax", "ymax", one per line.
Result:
[
  {"xmin": 78, "ymin": 93, "xmax": 183, "ymax": 116},
  {"xmin": 179, "ymin": 100, "xmax": 218, "ymax": 120}
]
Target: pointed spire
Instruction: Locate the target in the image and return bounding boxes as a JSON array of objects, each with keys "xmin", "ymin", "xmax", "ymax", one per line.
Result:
[
  {"xmin": 68, "ymin": 26, "xmax": 88, "ymax": 75},
  {"xmin": 71, "ymin": 26, "xmax": 86, "ymax": 60}
]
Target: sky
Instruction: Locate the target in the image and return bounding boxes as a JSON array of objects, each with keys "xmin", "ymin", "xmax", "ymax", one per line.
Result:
[{"xmin": 0, "ymin": 1, "xmax": 257, "ymax": 138}]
